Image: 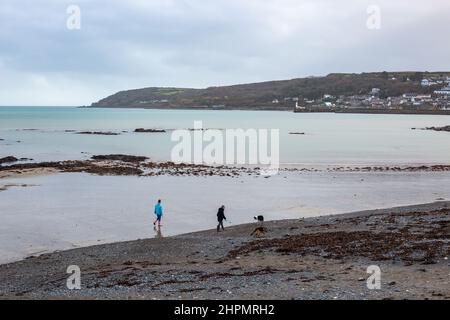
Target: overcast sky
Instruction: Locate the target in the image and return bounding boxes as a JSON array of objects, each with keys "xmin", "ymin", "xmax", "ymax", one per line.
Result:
[{"xmin": 0, "ymin": 0, "xmax": 449, "ymax": 106}]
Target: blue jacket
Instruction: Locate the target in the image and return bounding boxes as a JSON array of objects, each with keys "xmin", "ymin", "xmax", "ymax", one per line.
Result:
[{"xmin": 154, "ymin": 203, "xmax": 163, "ymax": 216}]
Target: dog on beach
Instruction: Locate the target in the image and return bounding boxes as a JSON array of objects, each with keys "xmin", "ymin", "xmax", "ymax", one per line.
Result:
[
  {"xmin": 250, "ymin": 226, "xmax": 267, "ymax": 237},
  {"xmin": 251, "ymin": 215, "xmax": 266, "ymax": 237},
  {"xmin": 254, "ymin": 215, "xmax": 264, "ymax": 222}
]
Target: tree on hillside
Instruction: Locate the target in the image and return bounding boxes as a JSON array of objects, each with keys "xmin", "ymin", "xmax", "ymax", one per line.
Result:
[{"xmin": 410, "ymin": 72, "xmax": 424, "ymax": 81}]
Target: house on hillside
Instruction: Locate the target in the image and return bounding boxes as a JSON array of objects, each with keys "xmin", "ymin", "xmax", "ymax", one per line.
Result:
[
  {"xmin": 402, "ymin": 93, "xmax": 417, "ymax": 102},
  {"xmin": 421, "ymin": 79, "xmax": 440, "ymax": 87},
  {"xmin": 295, "ymin": 101, "xmax": 305, "ymax": 110},
  {"xmin": 371, "ymin": 88, "xmax": 381, "ymax": 95},
  {"xmin": 434, "ymin": 87, "xmax": 450, "ymax": 96}
]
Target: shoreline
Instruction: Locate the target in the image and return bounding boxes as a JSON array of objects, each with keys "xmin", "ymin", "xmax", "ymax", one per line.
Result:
[
  {"xmin": 87, "ymin": 105, "xmax": 450, "ymax": 116},
  {"xmin": 1, "ymin": 201, "xmax": 448, "ymax": 299}
]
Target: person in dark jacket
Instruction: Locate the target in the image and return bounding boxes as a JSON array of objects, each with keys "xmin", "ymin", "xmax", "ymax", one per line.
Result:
[{"xmin": 217, "ymin": 205, "xmax": 226, "ymax": 232}]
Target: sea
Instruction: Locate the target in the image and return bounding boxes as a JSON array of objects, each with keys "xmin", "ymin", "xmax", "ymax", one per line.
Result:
[{"xmin": 1, "ymin": 106, "xmax": 450, "ymax": 165}]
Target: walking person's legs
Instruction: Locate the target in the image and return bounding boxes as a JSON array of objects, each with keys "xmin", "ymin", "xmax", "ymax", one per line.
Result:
[
  {"xmin": 217, "ymin": 220, "xmax": 224, "ymax": 232},
  {"xmin": 154, "ymin": 215, "xmax": 161, "ymax": 226},
  {"xmin": 157, "ymin": 214, "xmax": 162, "ymax": 226}
]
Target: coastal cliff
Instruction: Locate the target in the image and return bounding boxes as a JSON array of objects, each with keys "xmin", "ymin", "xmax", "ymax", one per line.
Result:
[{"xmin": 91, "ymin": 72, "xmax": 447, "ymax": 110}]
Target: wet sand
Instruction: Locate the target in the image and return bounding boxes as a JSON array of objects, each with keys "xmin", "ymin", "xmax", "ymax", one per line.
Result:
[
  {"xmin": 0, "ymin": 167, "xmax": 59, "ymax": 180},
  {"xmin": 0, "ymin": 201, "xmax": 448, "ymax": 300}
]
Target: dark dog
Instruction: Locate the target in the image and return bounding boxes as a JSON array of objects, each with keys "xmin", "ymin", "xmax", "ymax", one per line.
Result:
[{"xmin": 254, "ymin": 215, "xmax": 264, "ymax": 222}]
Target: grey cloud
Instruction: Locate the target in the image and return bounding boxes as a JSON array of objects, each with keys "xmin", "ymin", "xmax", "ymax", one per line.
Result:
[{"xmin": 0, "ymin": 0, "xmax": 449, "ymax": 105}]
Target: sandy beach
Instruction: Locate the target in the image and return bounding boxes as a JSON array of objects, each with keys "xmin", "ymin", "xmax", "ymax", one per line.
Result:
[{"xmin": 0, "ymin": 201, "xmax": 448, "ymax": 300}]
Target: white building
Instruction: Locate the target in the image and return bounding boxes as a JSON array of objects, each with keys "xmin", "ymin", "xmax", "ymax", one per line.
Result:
[
  {"xmin": 434, "ymin": 87, "xmax": 450, "ymax": 96},
  {"xmin": 371, "ymin": 88, "xmax": 381, "ymax": 95},
  {"xmin": 295, "ymin": 101, "xmax": 305, "ymax": 110},
  {"xmin": 415, "ymin": 94, "xmax": 432, "ymax": 100},
  {"xmin": 402, "ymin": 93, "xmax": 417, "ymax": 102}
]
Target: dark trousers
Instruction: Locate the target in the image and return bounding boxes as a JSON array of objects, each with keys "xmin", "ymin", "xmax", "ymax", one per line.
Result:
[{"xmin": 217, "ymin": 220, "xmax": 224, "ymax": 232}]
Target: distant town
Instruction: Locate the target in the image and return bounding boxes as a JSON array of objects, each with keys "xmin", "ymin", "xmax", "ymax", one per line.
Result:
[{"xmin": 292, "ymin": 75, "xmax": 450, "ymax": 113}]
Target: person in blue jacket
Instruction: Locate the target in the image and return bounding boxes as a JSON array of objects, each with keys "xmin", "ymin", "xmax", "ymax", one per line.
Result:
[{"xmin": 153, "ymin": 199, "xmax": 163, "ymax": 226}]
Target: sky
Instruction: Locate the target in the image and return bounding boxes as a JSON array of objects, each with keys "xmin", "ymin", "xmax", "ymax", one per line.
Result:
[{"xmin": 0, "ymin": 0, "xmax": 449, "ymax": 106}]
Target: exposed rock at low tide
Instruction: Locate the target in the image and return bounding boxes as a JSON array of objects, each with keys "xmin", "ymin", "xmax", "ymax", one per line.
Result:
[
  {"xmin": 0, "ymin": 156, "xmax": 19, "ymax": 164},
  {"xmin": 3, "ymin": 155, "xmax": 450, "ymax": 178},
  {"xmin": 0, "ymin": 158, "xmax": 143, "ymax": 176},
  {"xmin": 134, "ymin": 128, "xmax": 166, "ymax": 133},
  {"xmin": 91, "ymin": 154, "xmax": 148, "ymax": 163},
  {"xmin": 425, "ymin": 125, "xmax": 450, "ymax": 132},
  {"xmin": 413, "ymin": 125, "xmax": 450, "ymax": 132},
  {"xmin": 0, "ymin": 155, "xmax": 254, "ymax": 177},
  {"xmin": 0, "ymin": 157, "xmax": 34, "ymax": 165},
  {"xmin": 76, "ymin": 131, "xmax": 120, "ymax": 136}
]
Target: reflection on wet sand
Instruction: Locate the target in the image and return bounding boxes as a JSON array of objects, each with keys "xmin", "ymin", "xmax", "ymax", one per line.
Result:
[{"xmin": 154, "ymin": 225, "xmax": 163, "ymax": 239}]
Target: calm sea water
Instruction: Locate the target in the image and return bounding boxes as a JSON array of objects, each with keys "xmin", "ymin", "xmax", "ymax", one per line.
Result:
[{"xmin": 1, "ymin": 106, "xmax": 450, "ymax": 165}]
